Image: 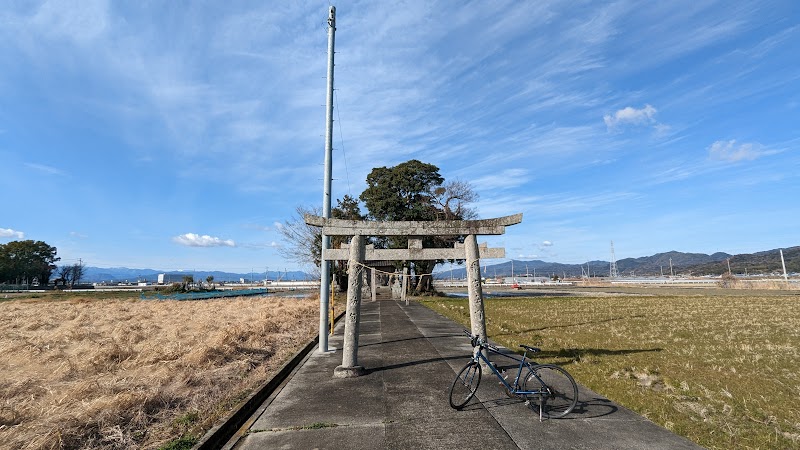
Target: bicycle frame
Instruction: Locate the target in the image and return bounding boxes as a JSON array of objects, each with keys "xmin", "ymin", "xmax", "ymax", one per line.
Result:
[{"xmin": 471, "ymin": 341, "xmax": 542, "ymax": 396}]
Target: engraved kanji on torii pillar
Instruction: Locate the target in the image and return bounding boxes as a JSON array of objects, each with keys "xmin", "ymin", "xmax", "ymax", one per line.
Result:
[{"xmin": 305, "ymin": 213, "xmax": 523, "ymax": 378}]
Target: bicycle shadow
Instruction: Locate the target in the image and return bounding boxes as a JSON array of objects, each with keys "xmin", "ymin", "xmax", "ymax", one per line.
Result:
[{"xmin": 463, "ymin": 391, "xmax": 619, "ymax": 420}]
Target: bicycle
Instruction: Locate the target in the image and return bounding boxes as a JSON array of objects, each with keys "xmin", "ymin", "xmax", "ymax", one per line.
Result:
[{"xmin": 448, "ymin": 330, "xmax": 578, "ymax": 420}]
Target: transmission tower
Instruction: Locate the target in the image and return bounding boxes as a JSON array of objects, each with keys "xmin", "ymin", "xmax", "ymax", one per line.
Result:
[{"xmin": 609, "ymin": 240, "xmax": 619, "ymax": 278}]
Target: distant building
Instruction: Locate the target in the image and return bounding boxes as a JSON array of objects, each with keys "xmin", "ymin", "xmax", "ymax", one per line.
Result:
[{"xmin": 157, "ymin": 273, "xmax": 165, "ymax": 285}]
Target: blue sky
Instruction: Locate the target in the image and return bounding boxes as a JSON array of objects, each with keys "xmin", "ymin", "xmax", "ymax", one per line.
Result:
[{"xmin": 1, "ymin": 0, "xmax": 798, "ymax": 272}]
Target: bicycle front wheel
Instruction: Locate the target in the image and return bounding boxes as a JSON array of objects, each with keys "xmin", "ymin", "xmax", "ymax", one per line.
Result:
[
  {"xmin": 523, "ymin": 364, "xmax": 578, "ymax": 418},
  {"xmin": 449, "ymin": 361, "xmax": 482, "ymax": 409}
]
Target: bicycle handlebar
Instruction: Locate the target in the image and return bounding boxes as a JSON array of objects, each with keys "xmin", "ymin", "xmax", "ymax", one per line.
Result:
[{"xmin": 462, "ymin": 329, "xmax": 500, "ymax": 352}]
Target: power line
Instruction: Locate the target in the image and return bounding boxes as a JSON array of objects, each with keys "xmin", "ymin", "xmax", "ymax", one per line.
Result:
[{"xmin": 334, "ymin": 89, "xmax": 352, "ymax": 197}]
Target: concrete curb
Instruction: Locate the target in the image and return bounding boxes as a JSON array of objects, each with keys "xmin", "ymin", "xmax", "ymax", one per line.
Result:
[{"xmin": 192, "ymin": 310, "xmax": 346, "ymax": 450}]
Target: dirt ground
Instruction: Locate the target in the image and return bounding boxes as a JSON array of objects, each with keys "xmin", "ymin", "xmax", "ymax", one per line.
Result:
[{"xmin": 0, "ymin": 293, "xmax": 321, "ymax": 449}]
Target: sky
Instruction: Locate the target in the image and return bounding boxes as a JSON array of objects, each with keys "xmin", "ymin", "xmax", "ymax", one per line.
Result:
[{"xmin": 1, "ymin": 0, "xmax": 798, "ymax": 273}]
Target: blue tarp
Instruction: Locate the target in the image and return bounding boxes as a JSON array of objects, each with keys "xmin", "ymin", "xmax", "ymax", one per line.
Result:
[{"xmin": 141, "ymin": 288, "xmax": 268, "ymax": 301}]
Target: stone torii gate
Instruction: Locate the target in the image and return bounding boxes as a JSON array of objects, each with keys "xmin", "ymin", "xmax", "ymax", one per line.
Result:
[{"xmin": 306, "ymin": 213, "xmax": 522, "ymax": 378}]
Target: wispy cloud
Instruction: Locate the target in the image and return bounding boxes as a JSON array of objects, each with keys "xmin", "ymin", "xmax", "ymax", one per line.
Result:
[
  {"xmin": 708, "ymin": 140, "xmax": 766, "ymax": 162},
  {"xmin": 30, "ymin": 0, "xmax": 109, "ymax": 43},
  {"xmin": 477, "ymin": 191, "xmax": 639, "ymax": 219},
  {"xmin": 24, "ymin": 163, "xmax": 66, "ymax": 176},
  {"xmin": 172, "ymin": 233, "xmax": 235, "ymax": 248},
  {"xmin": 69, "ymin": 231, "xmax": 88, "ymax": 239},
  {"xmin": 472, "ymin": 169, "xmax": 529, "ymax": 191},
  {"xmin": 0, "ymin": 228, "xmax": 25, "ymax": 240},
  {"xmin": 243, "ymin": 223, "xmax": 271, "ymax": 232},
  {"xmin": 238, "ymin": 239, "xmax": 281, "ymax": 250}
]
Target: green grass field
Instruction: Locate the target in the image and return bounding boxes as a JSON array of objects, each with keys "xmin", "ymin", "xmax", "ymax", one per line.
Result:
[{"xmin": 421, "ymin": 294, "xmax": 800, "ymax": 449}]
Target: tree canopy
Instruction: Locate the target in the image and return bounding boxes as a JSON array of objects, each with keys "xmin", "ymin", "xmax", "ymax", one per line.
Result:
[
  {"xmin": 359, "ymin": 160, "xmax": 478, "ymax": 292},
  {"xmin": 0, "ymin": 240, "xmax": 60, "ymax": 285},
  {"xmin": 360, "ymin": 160, "xmax": 443, "ymax": 221},
  {"xmin": 279, "ymin": 160, "xmax": 478, "ymax": 293}
]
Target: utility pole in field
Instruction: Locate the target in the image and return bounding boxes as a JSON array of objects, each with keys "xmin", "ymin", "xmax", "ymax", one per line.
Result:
[
  {"xmin": 780, "ymin": 249, "xmax": 789, "ymax": 285},
  {"xmin": 318, "ymin": 6, "xmax": 336, "ymax": 352}
]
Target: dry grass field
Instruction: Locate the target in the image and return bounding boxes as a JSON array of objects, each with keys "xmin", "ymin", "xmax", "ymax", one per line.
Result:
[
  {"xmin": 0, "ymin": 292, "xmax": 322, "ymax": 449},
  {"xmin": 422, "ymin": 292, "xmax": 800, "ymax": 449}
]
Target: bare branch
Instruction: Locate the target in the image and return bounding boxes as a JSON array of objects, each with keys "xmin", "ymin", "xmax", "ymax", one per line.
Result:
[
  {"xmin": 277, "ymin": 205, "xmax": 322, "ymax": 267},
  {"xmin": 432, "ymin": 179, "xmax": 479, "ymax": 220}
]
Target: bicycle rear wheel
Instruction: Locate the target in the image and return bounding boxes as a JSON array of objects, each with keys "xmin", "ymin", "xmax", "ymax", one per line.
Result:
[
  {"xmin": 523, "ymin": 364, "xmax": 578, "ymax": 418},
  {"xmin": 449, "ymin": 361, "xmax": 482, "ymax": 409}
]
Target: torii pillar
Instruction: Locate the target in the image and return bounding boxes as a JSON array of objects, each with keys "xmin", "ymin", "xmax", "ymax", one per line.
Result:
[
  {"xmin": 335, "ymin": 234, "xmax": 367, "ymax": 377},
  {"xmin": 465, "ymin": 234, "xmax": 486, "ymax": 342}
]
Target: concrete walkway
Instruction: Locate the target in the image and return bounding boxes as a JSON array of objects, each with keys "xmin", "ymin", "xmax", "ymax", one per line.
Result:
[{"xmin": 232, "ymin": 300, "xmax": 701, "ymax": 449}]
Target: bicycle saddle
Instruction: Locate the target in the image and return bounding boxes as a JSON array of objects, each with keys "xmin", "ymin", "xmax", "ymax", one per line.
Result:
[{"xmin": 520, "ymin": 345, "xmax": 540, "ymax": 353}]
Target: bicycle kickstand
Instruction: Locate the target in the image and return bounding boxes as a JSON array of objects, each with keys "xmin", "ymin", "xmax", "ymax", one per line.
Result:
[{"xmin": 538, "ymin": 396, "xmax": 543, "ymax": 422}]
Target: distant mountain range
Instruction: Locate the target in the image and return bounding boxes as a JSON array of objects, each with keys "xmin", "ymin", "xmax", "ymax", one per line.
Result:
[
  {"xmin": 434, "ymin": 246, "xmax": 799, "ymax": 279},
  {"xmin": 83, "ymin": 267, "xmax": 311, "ymax": 284},
  {"xmin": 81, "ymin": 246, "xmax": 798, "ymax": 283}
]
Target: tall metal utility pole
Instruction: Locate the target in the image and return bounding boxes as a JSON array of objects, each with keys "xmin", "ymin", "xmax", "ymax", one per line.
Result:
[
  {"xmin": 609, "ymin": 240, "xmax": 619, "ymax": 278},
  {"xmin": 319, "ymin": 5, "xmax": 336, "ymax": 353}
]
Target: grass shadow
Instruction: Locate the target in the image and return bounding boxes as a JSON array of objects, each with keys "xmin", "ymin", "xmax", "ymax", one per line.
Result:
[
  {"xmin": 494, "ymin": 314, "xmax": 646, "ymax": 337},
  {"xmin": 529, "ymin": 347, "xmax": 663, "ymax": 366}
]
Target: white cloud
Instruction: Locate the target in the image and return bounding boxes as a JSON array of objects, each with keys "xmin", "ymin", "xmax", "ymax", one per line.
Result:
[
  {"xmin": 541, "ymin": 240, "xmax": 553, "ymax": 247},
  {"xmin": 69, "ymin": 231, "xmax": 88, "ymax": 239},
  {"xmin": 604, "ymin": 104, "xmax": 658, "ymax": 130},
  {"xmin": 0, "ymin": 228, "xmax": 25, "ymax": 240},
  {"xmin": 708, "ymin": 140, "xmax": 764, "ymax": 162},
  {"xmin": 172, "ymin": 233, "xmax": 235, "ymax": 247}
]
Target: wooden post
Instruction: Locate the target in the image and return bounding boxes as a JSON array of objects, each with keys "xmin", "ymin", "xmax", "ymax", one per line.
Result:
[
  {"xmin": 371, "ymin": 267, "xmax": 377, "ymax": 302},
  {"xmin": 334, "ymin": 234, "xmax": 366, "ymax": 378},
  {"xmin": 402, "ymin": 266, "xmax": 408, "ymax": 305}
]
